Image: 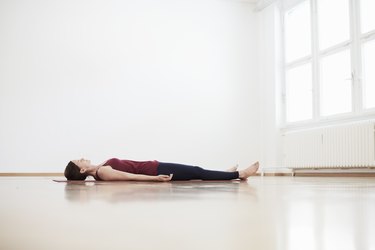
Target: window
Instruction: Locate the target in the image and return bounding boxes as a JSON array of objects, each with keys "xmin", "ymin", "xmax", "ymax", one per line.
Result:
[
  {"xmin": 360, "ymin": 0, "xmax": 375, "ymax": 34},
  {"xmin": 285, "ymin": 1, "xmax": 311, "ymax": 63},
  {"xmin": 362, "ymin": 35, "xmax": 375, "ymax": 109},
  {"xmin": 286, "ymin": 63, "xmax": 313, "ymax": 122},
  {"xmin": 320, "ymin": 50, "xmax": 352, "ymax": 116},
  {"xmin": 284, "ymin": 1, "xmax": 312, "ymax": 123},
  {"xmin": 317, "ymin": 0, "xmax": 350, "ymax": 50},
  {"xmin": 283, "ymin": 0, "xmax": 375, "ymax": 125},
  {"xmin": 361, "ymin": 0, "xmax": 375, "ymax": 109}
]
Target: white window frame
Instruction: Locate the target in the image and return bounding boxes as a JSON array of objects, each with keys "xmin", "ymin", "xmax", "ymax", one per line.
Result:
[{"xmin": 281, "ymin": 0, "xmax": 375, "ymax": 130}]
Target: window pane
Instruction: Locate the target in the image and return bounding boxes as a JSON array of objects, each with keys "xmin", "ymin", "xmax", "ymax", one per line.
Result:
[
  {"xmin": 320, "ymin": 50, "xmax": 352, "ymax": 116},
  {"xmin": 363, "ymin": 40, "xmax": 375, "ymax": 109},
  {"xmin": 317, "ymin": 0, "xmax": 350, "ymax": 50},
  {"xmin": 285, "ymin": 1, "xmax": 311, "ymax": 63},
  {"xmin": 286, "ymin": 63, "xmax": 313, "ymax": 122},
  {"xmin": 361, "ymin": 0, "xmax": 375, "ymax": 34}
]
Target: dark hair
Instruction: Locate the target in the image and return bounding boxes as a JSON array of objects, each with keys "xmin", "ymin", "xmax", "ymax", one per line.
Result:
[{"xmin": 64, "ymin": 161, "xmax": 87, "ymax": 180}]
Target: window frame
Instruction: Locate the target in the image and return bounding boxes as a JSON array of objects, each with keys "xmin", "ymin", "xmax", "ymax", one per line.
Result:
[{"xmin": 281, "ymin": 0, "xmax": 375, "ymax": 130}]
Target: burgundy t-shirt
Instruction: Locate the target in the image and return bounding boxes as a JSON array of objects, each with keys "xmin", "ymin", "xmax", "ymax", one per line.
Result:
[{"xmin": 103, "ymin": 158, "xmax": 159, "ymax": 176}]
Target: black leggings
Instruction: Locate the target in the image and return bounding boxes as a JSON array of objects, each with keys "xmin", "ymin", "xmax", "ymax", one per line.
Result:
[{"xmin": 157, "ymin": 162, "xmax": 239, "ymax": 181}]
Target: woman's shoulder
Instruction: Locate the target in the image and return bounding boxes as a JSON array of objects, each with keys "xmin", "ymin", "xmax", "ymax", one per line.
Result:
[{"xmin": 96, "ymin": 165, "xmax": 114, "ymax": 181}]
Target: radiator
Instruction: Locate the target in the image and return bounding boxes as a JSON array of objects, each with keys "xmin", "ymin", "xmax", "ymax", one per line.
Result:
[{"xmin": 283, "ymin": 121, "xmax": 375, "ymax": 169}]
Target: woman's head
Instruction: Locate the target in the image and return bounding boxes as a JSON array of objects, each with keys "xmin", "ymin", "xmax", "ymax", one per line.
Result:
[{"xmin": 64, "ymin": 158, "xmax": 92, "ymax": 180}]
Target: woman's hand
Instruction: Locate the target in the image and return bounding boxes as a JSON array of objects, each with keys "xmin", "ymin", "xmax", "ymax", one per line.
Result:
[{"xmin": 155, "ymin": 174, "xmax": 173, "ymax": 182}]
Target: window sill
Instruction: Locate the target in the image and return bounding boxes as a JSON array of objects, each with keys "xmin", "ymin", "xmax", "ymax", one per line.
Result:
[{"xmin": 280, "ymin": 110, "xmax": 375, "ymax": 133}]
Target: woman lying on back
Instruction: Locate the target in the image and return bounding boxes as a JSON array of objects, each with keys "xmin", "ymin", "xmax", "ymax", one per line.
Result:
[{"xmin": 64, "ymin": 158, "xmax": 259, "ymax": 181}]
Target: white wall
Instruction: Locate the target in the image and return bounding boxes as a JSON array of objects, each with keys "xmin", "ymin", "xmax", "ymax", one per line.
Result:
[
  {"xmin": 0, "ymin": 0, "xmax": 260, "ymax": 172},
  {"xmin": 257, "ymin": 3, "xmax": 284, "ymax": 169}
]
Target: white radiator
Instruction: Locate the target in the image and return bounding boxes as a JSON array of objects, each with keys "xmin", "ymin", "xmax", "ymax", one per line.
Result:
[{"xmin": 283, "ymin": 121, "xmax": 375, "ymax": 169}]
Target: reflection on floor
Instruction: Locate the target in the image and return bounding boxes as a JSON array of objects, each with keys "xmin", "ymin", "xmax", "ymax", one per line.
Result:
[{"xmin": 0, "ymin": 176, "xmax": 374, "ymax": 250}]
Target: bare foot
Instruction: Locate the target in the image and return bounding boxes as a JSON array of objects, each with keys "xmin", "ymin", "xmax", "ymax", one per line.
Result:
[
  {"xmin": 238, "ymin": 162, "xmax": 259, "ymax": 180},
  {"xmin": 226, "ymin": 164, "xmax": 239, "ymax": 172}
]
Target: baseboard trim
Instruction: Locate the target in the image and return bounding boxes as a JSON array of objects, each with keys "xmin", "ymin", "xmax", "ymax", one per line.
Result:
[
  {"xmin": 293, "ymin": 172, "xmax": 375, "ymax": 177},
  {"xmin": 260, "ymin": 173, "xmax": 294, "ymax": 176},
  {"xmin": 260, "ymin": 171, "xmax": 375, "ymax": 177}
]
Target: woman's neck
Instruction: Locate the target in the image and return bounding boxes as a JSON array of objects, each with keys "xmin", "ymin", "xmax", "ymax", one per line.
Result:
[{"xmin": 85, "ymin": 165, "xmax": 100, "ymax": 178}]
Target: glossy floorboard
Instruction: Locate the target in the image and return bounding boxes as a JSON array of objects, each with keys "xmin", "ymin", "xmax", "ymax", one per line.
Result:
[{"xmin": 0, "ymin": 176, "xmax": 374, "ymax": 250}]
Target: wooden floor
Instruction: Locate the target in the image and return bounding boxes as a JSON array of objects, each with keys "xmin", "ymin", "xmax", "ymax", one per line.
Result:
[{"xmin": 1, "ymin": 176, "xmax": 374, "ymax": 250}]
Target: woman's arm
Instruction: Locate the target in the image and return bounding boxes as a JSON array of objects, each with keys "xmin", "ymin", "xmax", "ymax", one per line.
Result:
[{"xmin": 97, "ymin": 166, "xmax": 172, "ymax": 182}]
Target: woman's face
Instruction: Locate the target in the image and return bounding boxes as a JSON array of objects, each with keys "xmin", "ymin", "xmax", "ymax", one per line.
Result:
[{"xmin": 72, "ymin": 158, "xmax": 91, "ymax": 169}]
